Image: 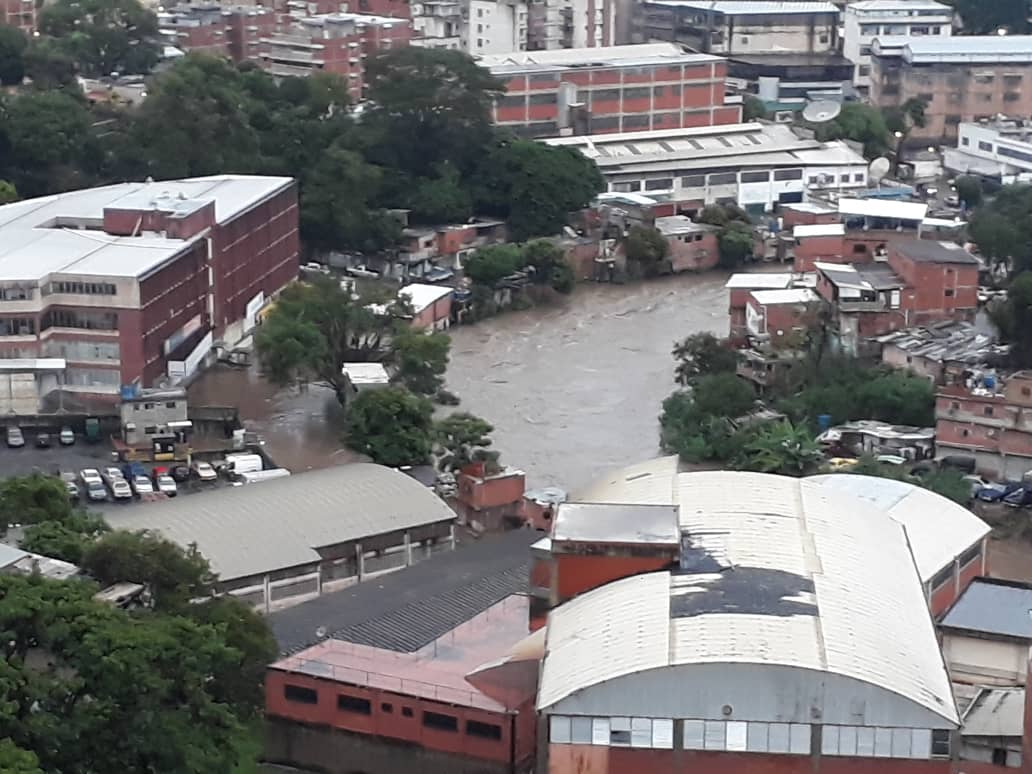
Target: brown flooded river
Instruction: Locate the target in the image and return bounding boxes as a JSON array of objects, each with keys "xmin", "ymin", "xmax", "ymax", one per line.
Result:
[{"xmin": 188, "ymin": 272, "xmax": 731, "ymax": 490}]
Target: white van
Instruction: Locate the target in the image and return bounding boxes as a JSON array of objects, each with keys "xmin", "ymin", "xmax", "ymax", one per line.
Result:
[
  {"xmin": 238, "ymin": 468, "xmax": 291, "ymax": 485},
  {"xmin": 224, "ymin": 453, "xmax": 263, "ymax": 475}
]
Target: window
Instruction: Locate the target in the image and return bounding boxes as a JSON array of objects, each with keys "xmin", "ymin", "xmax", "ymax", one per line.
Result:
[
  {"xmin": 467, "ymin": 720, "xmax": 502, "ymax": 740},
  {"xmin": 931, "ymin": 730, "xmax": 951, "ymax": 758},
  {"xmin": 591, "ymin": 88, "xmax": 620, "ymax": 102},
  {"xmin": 999, "ymin": 146, "xmax": 1032, "ymax": 164},
  {"xmin": 854, "ymin": 172, "xmax": 864, "ymax": 182},
  {"xmin": 860, "ymin": 24, "xmax": 879, "ymax": 35},
  {"xmin": 860, "ymin": 45, "xmax": 872, "ymax": 56},
  {"xmin": 570, "ymin": 717, "xmax": 592, "ymax": 744},
  {"xmin": 961, "ymin": 428, "xmax": 970, "ymax": 437},
  {"xmin": 0, "ymin": 318, "xmax": 35, "ymax": 336},
  {"xmin": 945, "ymin": 288, "xmax": 954, "ymax": 297},
  {"xmin": 644, "ymin": 178, "xmax": 672, "ymax": 191},
  {"xmin": 739, "ymin": 35, "xmax": 748, "ymax": 43},
  {"xmin": 774, "ymin": 168, "xmax": 803, "ymax": 181},
  {"xmin": 165, "ymin": 401, "xmax": 177, "ymax": 409},
  {"xmin": 930, "ymin": 565, "xmax": 952, "ymax": 590},
  {"xmin": 708, "ymin": 172, "xmax": 737, "ymax": 185},
  {"xmin": 612, "ymin": 181, "xmax": 641, "ymax": 193},
  {"xmin": 682, "ymin": 175, "xmax": 705, "ymax": 188},
  {"xmin": 48, "ymin": 281, "xmax": 116, "ymax": 296},
  {"xmin": 983, "ymin": 405, "xmax": 993, "ymax": 416},
  {"xmin": 143, "ymin": 426, "xmax": 157, "ymax": 435},
  {"xmin": 529, "ymin": 93, "xmax": 556, "ymax": 105},
  {"xmin": 911, "ymin": 25, "xmax": 929, "ymax": 35},
  {"xmin": 477, "ymin": 23, "xmax": 482, "ymax": 31},
  {"xmin": 993, "ymin": 748, "xmax": 1009, "ymax": 766},
  {"xmin": 859, "ymin": 65, "xmax": 870, "ymax": 76},
  {"xmin": 1022, "ymin": 386, "xmax": 1031, "ymax": 397},
  {"xmin": 284, "ymin": 684, "xmax": 318, "ymax": 704},
  {"xmin": 0, "ymin": 286, "xmax": 32, "ymax": 301},
  {"xmin": 951, "ymin": 401, "xmax": 960, "ymax": 410},
  {"xmin": 623, "ymin": 87, "xmax": 650, "ymax": 100},
  {"xmin": 959, "ymin": 544, "xmax": 981, "ymax": 568},
  {"xmin": 819, "ymin": 34, "xmax": 828, "ymax": 44},
  {"xmin": 961, "ymin": 136, "xmax": 969, "ymax": 146},
  {"xmin": 974, "ymin": 73, "xmax": 994, "ymax": 84},
  {"xmin": 381, "ymin": 703, "xmax": 393, "ymax": 713},
  {"xmin": 423, "ymin": 711, "xmax": 458, "ymax": 732},
  {"xmin": 610, "ymin": 717, "xmax": 632, "ymax": 746},
  {"xmin": 741, "ymin": 171, "xmax": 769, "ymax": 183},
  {"xmin": 337, "ymin": 694, "xmax": 371, "ymax": 714},
  {"xmin": 402, "ymin": 707, "xmax": 413, "ymax": 717},
  {"xmin": 946, "ymin": 114, "xmax": 962, "ymax": 126},
  {"xmin": 550, "ymin": 716, "xmax": 571, "ymax": 743},
  {"xmin": 852, "ymin": 243, "xmax": 867, "ymax": 254}
]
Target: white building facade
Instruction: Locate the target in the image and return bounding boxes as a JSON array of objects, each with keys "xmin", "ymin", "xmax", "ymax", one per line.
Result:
[
  {"xmin": 843, "ymin": 0, "xmax": 952, "ymax": 94},
  {"xmin": 945, "ymin": 120, "xmax": 1032, "ymax": 182},
  {"xmin": 466, "ymin": 0, "xmax": 527, "ymax": 53}
]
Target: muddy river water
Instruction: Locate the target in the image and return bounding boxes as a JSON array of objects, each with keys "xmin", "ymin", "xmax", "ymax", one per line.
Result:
[{"xmin": 188, "ymin": 272, "xmax": 732, "ymax": 491}]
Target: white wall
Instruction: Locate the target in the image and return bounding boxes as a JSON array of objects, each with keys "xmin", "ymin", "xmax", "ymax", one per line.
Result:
[
  {"xmin": 842, "ymin": 5, "xmax": 951, "ymax": 91},
  {"xmin": 465, "ymin": 0, "xmax": 527, "ymax": 54},
  {"xmin": 941, "ymin": 633, "xmax": 1029, "ymax": 686}
]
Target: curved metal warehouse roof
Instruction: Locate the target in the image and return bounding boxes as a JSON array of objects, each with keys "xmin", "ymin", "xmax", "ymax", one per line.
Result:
[{"xmin": 541, "ymin": 469, "xmax": 958, "ymax": 727}]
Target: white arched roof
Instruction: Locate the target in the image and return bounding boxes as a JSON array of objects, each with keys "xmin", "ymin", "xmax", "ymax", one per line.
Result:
[{"xmin": 539, "ymin": 470, "xmax": 959, "ymax": 727}]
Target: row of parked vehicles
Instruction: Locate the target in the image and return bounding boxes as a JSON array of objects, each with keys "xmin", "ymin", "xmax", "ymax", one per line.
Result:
[
  {"xmin": 67, "ymin": 460, "xmax": 219, "ymax": 503},
  {"xmin": 972, "ymin": 479, "xmax": 1032, "ymax": 508}
]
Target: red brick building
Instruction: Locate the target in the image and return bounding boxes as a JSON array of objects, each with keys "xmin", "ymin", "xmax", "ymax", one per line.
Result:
[
  {"xmin": 789, "ymin": 223, "xmax": 844, "ymax": 273},
  {"xmin": 724, "ymin": 273, "xmax": 801, "ymax": 342},
  {"xmin": 936, "ymin": 371, "xmax": 1032, "ymax": 480},
  {"xmin": 744, "ymin": 288, "xmax": 818, "ymax": 349},
  {"xmin": 261, "ymin": 13, "xmax": 411, "ymax": 96},
  {"xmin": 478, "ymin": 43, "xmax": 740, "ymax": 138},
  {"xmin": 0, "ymin": 175, "xmax": 298, "ymax": 398},
  {"xmin": 654, "ymin": 216, "xmax": 719, "ymax": 272},
  {"xmin": 0, "ymin": 0, "xmax": 35, "ymax": 34}
]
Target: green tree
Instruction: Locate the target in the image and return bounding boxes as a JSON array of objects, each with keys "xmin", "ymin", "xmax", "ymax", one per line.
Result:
[
  {"xmin": 693, "ymin": 372, "xmax": 755, "ymax": 418},
  {"xmin": 735, "ymin": 421, "xmax": 822, "ymax": 476},
  {"xmin": 968, "ymin": 185, "xmax": 1032, "ymax": 271},
  {"xmin": 948, "ymin": 0, "xmax": 1027, "ymax": 34},
  {"xmin": 0, "ymin": 740, "xmax": 41, "ymax": 774},
  {"xmin": 885, "ymin": 97, "xmax": 928, "ymax": 171},
  {"xmin": 434, "ymin": 412, "xmax": 499, "ymax": 472},
  {"xmin": 364, "ymin": 47, "xmax": 503, "ymax": 179},
  {"xmin": 522, "ymin": 239, "xmax": 575, "ymax": 293},
  {"xmin": 743, "ymin": 95, "xmax": 767, "ymax": 121},
  {"xmin": 672, "ymin": 332, "xmax": 738, "ymax": 386},
  {"xmin": 0, "ymin": 25, "xmax": 27, "ymax": 86},
  {"xmin": 19, "ymin": 512, "xmax": 110, "ymax": 564},
  {"xmin": 346, "ymin": 386, "xmax": 434, "ymax": 466},
  {"xmin": 812, "ymin": 102, "xmax": 891, "ymax": 159},
  {"xmin": 407, "ymin": 164, "xmax": 473, "ymax": 225},
  {"xmin": 471, "ymin": 138, "xmax": 605, "ymax": 240},
  {"xmin": 1003, "ymin": 272, "xmax": 1032, "ymax": 367},
  {"xmin": 389, "ymin": 325, "xmax": 451, "ymax": 395},
  {"xmin": 624, "ymin": 225, "xmax": 669, "ymax": 276},
  {"xmin": 0, "ymin": 179, "xmax": 17, "ymax": 204},
  {"xmin": 21, "ymin": 38, "xmax": 76, "ymax": 88},
  {"xmin": 955, "ymin": 175, "xmax": 982, "ymax": 208},
  {"xmin": 256, "ymin": 278, "xmax": 400, "ymax": 405},
  {"xmin": 38, "ymin": 0, "xmax": 160, "ymax": 76},
  {"xmin": 463, "ymin": 244, "xmax": 524, "ymax": 286},
  {"xmin": 717, "ymin": 221, "xmax": 755, "ymax": 268},
  {"xmin": 81, "ymin": 530, "xmax": 214, "ymax": 610},
  {"xmin": 658, "ymin": 373, "xmax": 755, "ymax": 462},
  {"xmin": 0, "ymin": 474, "xmax": 74, "ymax": 536}
]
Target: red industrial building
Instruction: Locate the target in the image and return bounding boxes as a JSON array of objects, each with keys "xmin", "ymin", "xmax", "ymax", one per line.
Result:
[
  {"xmin": 0, "ymin": 0, "xmax": 35, "ymax": 33},
  {"xmin": 0, "ymin": 175, "xmax": 298, "ymax": 400},
  {"xmin": 478, "ymin": 43, "xmax": 741, "ymax": 138}
]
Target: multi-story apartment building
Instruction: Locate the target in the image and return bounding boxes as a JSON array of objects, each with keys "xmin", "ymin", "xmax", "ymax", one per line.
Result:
[
  {"xmin": 640, "ymin": 1, "xmax": 852, "ymax": 104},
  {"xmin": 261, "ymin": 13, "xmax": 411, "ymax": 94},
  {"xmin": 410, "ymin": 0, "xmax": 463, "ymax": 48},
  {"xmin": 936, "ymin": 371, "xmax": 1032, "ymax": 479},
  {"xmin": 871, "ymin": 36, "xmax": 1032, "ymax": 142},
  {"xmin": 527, "ymin": 0, "xmax": 619, "ymax": 50},
  {"xmin": 465, "ymin": 0, "xmax": 528, "ymax": 54},
  {"xmin": 842, "ymin": 0, "xmax": 952, "ymax": 95},
  {"xmin": 944, "ymin": 119, "xmax": 1032, "ymax": 183},
  {"xmin": 0, "ymin": 175, "xmax": 298, "ymax": 399},
  {"xmin": 158, "ymin": 4, "xmax": 275, "ymax": 62},
  {"xmin": 481, "ymin": 43, "xmax": 740, "ymax": 138},
  {"xmin": 0, "ymin": 0, "xmax": 36, "ymax": 34}
]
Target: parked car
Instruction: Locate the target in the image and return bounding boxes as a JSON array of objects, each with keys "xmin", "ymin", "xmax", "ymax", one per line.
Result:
[
  {"xmin": 1004, "ymin": 487, "xmax": 1032, "ymax": 508},
  {"xmin": 79, "ymin": 468, "xmax": 103, "ymax": 486},
  {"xmin": 154, "ymin": 474, "xmax": 177, "ymax": 497},
  {"xmin": 192, "ymin": 460, "xmax": 217, "ymax": 482},
  {"xmin": 102, "ymin": 467, "xmax": 125, "ymax": 487},
  {"xmin": 60, "ymin": 472, "xmax": 79, "ymax": 502},
  {"xmin": 963, "ymin": 475, "xmax": 991, "ymax": 498},
  {"xmin": 424, "ymin": 266, "xmax": 455, "ymax": 283},
  {"xmin": 345, "ymin": 264, "xmax": 379, "ymax": 278},
  {"xmin": 110, "ymin": 478, "xmax": 133, "ymax": 500},
  {"xmin": 121, "ymin": 462, "xmax": 147, "ymax": 480},
  {"xmin": 131, "ymin": 475, "xmax": 154, "ymax": 496},
  {"xmin": 170, "ymin": 465, "xmax": 191, "ymax": 483},
  {"xmin": 85, "ymin": 480, "xmax": 108, "ymax": 502},
  {"xmin": 302, "ymin": 261, "xmax": 330, "ymax": 275},
  {"xmin": 59, "ymin": 426, "xmax": 75, "ymax": 446},
  {"xmin": 6, "ymin": 426, "xmax": 24, "ymax": 448},
  {"xmin": 975, "ymin": 481, "xmax": 1023, "ymax": 502},
  {"xmin": 35, "ymin": 432, "xmax": 51, "ymax": 449}
]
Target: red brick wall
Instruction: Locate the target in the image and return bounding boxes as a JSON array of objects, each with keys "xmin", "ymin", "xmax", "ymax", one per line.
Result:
[
  {"xmin": 793, "ymin": 235, "xmax": 844, "ymax": 273},
  {"xmin": 888, "ymin": 251, "xmax": 978, "ymax": 319},
  {"xmin": 782, "ymin": 208, "xmax": 838, "ymax": 228},
  {"xmin": 668, "ymin": 232, "xmax": 719, "ymax": 272},
  {"xmin": 210, "ymin": 184, "xmax": 299, "ymax": 334},
  {"xmin": 266, "ymin": 670, "xmax": 527, "ymax": 766},
  {"xmin": 456, "ymin": 471, "xmax": 526, "ymax": 511},
  {"xmin": 554, "ymin": 554, "xmax": 672, "ymax": 601}
]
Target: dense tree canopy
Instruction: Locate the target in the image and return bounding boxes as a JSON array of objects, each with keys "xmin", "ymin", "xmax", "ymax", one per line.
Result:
[
  {"xmin": 347, "ymin": 386, "xmax": 435, "ymax": 466},
  {"xmin": 969, "ymin": 185, "xmax": 1032, "ymax": 272},
  {"xmin": 0, "ymin": 25, "xmax": 27, "ymax": 86},
  {"xmin": 812, "ymin": 102, "xmax": 891, "ymax": 159},
  {"xmin": 948, "ymin": 0, "xmax": 1027, "ymax": 34},
  {"xmin": 624, "ymin": 225, "xmax": 669, "ymax": 276},
  {"xmin": 672, "ymin": 332, "xmax": 739, "ymax": 387},
  {"xmin": 434, "ymin": 412, "xmax": 499, "ymax": 472},
  {"xmin": 38, "ymin": 0, "xmax": 161, "ymax": 76},
  {"xmin": 389, "ymin": 326, "xmax": 451, "ymax": 395}
]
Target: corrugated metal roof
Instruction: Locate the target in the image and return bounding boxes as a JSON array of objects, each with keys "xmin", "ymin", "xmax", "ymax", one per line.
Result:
[
  {"xmin": 572, "ymin": 454, "xmax": 680, "ymax": 505},
  {"xmin": 808, "ymin": 474, "xmax": 989, "ymax": 584},
  {"xmin": 940, "ymin": 579, "xmax": 1032, "ymax": 640},
  {"xmin": 961, "ymin": 687, "xmax": 1024, "ymax": 738},
  {"xmin": 478, "ymin": 43, "xmax": 718, "ymax": 72},
  {"xmin": 103, "ymin": 464, "xmax": 456, "ymax": 581},
  {"xmin": 400, "ymin": 283, "xmax": 453, "ymax": 314},
  {"xmin": 269, "ymin": 530, "xmax": 536, "ymax": 655},
  {"xmin": 552, "ymin": 502, "xmax": 681, "ymax": 545},
  {"xmin": 539, "ymin": 470, "xmax": 958, "ymax": 725},
  {"xmin": 0, "ymin": 175, "xmax": 293, "ymax": 281},
  {"xmin": 877, "ymin": 321, "xmax": 1005, "ymax": 366}
]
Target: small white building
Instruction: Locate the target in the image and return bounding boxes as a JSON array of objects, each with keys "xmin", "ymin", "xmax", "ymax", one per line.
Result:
[
  {"xmin": 959, "ymin": 687, "xmax": 1024, "ymax": 769},
  {"xmin": 945, "ymin": 119, "xmax": 1032, "ymax": 183},
  {"xmin": 341, "ymin": 362, "xmax": 390, "ymax": 405},
  {"xmin": 843, "ymin": 0, "xmax": 952, "ymax": 94}
]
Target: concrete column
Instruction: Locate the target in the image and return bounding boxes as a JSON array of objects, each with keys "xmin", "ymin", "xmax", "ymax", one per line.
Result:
[
  {"xmin": 981, "ymin": 536, "xmax": 988, "ymax": 575},
  {"xmin": 404, "ymin": 532, "xmax": 413, "ymax": 566},
  {"xmin": 263, "ymin": 574, "xmax": 271, "ymax": 614},
  {"xmin": 449, "ymin": 523, "xmax": 456, "ymax": 550},
  {"xmin": 954, "ymin": 557, "xmax": 961, "ymax": 595},
  {"xmin": 316, "ymin": 563, "xmax": 323, "ymax": 596},
  {"xmin": 355, "ymin": 543, "xmax": 364, "ymax": 582}
]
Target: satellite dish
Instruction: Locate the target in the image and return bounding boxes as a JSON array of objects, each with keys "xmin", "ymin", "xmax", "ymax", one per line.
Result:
[
  {"xmin": 868, "ymin": 157, "xmax": 891, "ymax": 184},
  {"xmin": 802, "ymin": 100, "xmax": 842, "ymax": 124},
  {"xmin": 315, "ymin": 626, "xmax": 327, "ymax": 639}
]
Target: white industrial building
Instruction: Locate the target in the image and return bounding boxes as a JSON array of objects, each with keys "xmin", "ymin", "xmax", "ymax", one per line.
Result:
[
  {"xmin": 540, "ymin": 466, "xmax": 962, "ymax": 761},
  {"xmin": 842, "ymin": 0, "xmax": 952, "ymax": 94},
  {"xmin": 543, "ymin": 122, "xmax": 868, "ymax": 214},
  {"xmin": 945, "ymin": 119, "xmax": 1032, "ymax": 183}
]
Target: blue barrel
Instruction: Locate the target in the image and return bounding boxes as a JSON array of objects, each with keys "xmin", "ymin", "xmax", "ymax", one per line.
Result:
[
  {"xmin": 983, "ymin": 374, "xmax": 996, "ymax": 390},
  {"xmin": 817, "ymin": 414, "xmax": 833, "ymax": 431}
]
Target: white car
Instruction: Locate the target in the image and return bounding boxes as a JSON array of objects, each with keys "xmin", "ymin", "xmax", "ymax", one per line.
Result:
[
  {"xmin": 59, "ymin": 426, "xmax": 75, "ymax": 446},
  {"xmin": 102, "ymin": 467, "xmax": 125, "ymax": 486},
  {"xmin": 303, "ymin": 261, "xmax": 330, "ymax": 275},
  {"xmin": 155, "ymin": 474, "xmax": 177, "ymax": 497},
  {"xmin": 345, "ymin": 264, "xmax": 379, "ymax": 278},
  {"xmin": 192, "ymin": 461, "xmax": 217, "ymax": 482},
  {"xmin": 80, "ymin": 468, "xmax": 103, "ymax": 486},
  {"xmin": 131, "ymin": 475, "xmax": 154, "ymax": 495},
  {"xmin": 110, "ymin": 478, "xmax": 133, "ymax": 500}
]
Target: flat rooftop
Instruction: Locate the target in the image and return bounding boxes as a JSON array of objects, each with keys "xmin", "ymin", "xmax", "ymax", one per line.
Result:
[
  {"xmin": 647, "ymin": 0, "xmax": 839, "ymax": 13},
  {"xmin": 848, "ymin": 0, "xmax": 950, "ymax": 10},
  {"xmin": 904, "ymin": 35, "xmax": 1032, "ymax": 64},
  {"xmin": 478, "ymin": 43, "xmax": 719, "ymax": 74},
  {"xmin": 940, "ymin": 578, "xmax": 1032, "ymax": 640},
  {"xmin": 896, "ymin": 239, "xmax": 979, "ymax": 265},
  {"xmin": 793, "ymin": 223, "xmax": 845, "ymax": 238},
  {"xmin": 552, "ymin": 502, "xmax": 681, "ymax": 546},
  {"xmin": 838, "ymin": 197, "xmax": 927, "ymax": 221},
  {"xmin": 751, "ymin": 287, "xmax": 816, "ymax": 305},
  {"xmin": 0, "ymin": 175, "xmax": 292, "ymax": 282},
  {"xmin": 725, "ymin": 272, "xmax": 795, "ymax": 290}
]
